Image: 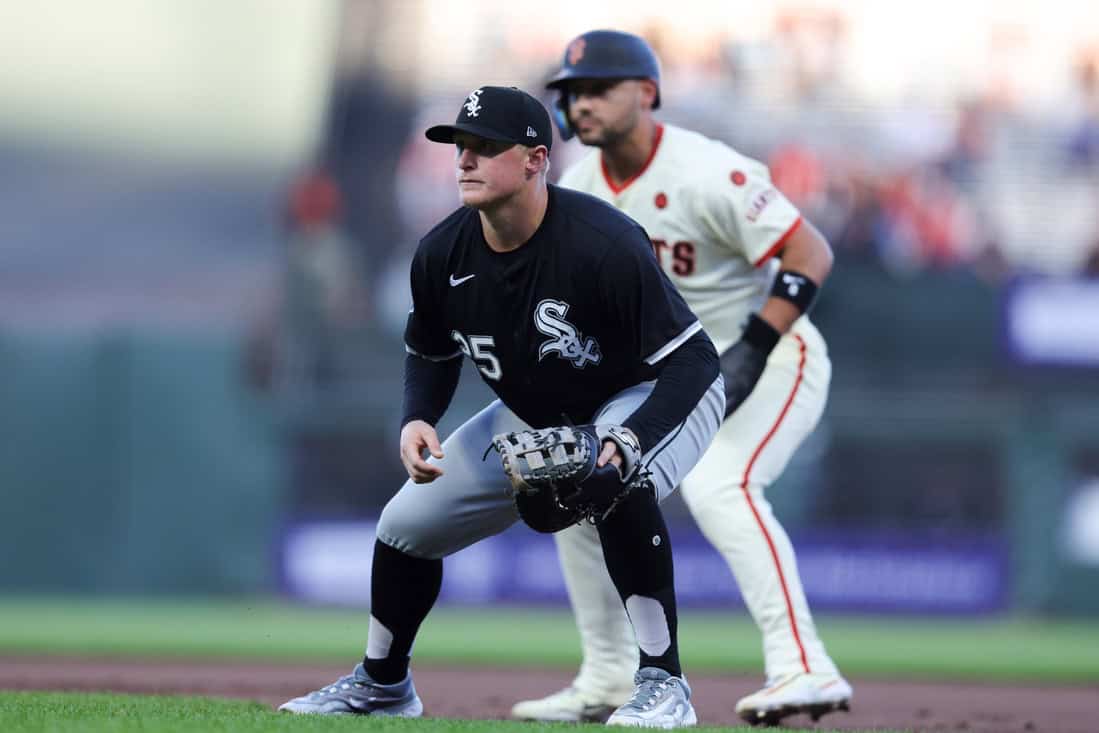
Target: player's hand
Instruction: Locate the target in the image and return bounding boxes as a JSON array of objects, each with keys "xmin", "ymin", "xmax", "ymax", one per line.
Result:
[
  {"xmin": 400, "ymin": 420, "xmax": 445, "ymax": 483},
  {"xmin": 596, "ymin": 439, "xmax": 624, "ymax": 471},
  {"xmin": 720, "ymin": 341, "xmax": 768, "ymax": 418},
  {"xmin": 720, "ymin": 314, "xmax": 780, "ymax": 419}
]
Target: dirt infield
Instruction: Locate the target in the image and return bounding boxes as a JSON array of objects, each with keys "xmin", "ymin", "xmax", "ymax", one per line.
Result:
[{"xmin": 1, "ymin": 656, "xmax": 1096, "ymax": 732}]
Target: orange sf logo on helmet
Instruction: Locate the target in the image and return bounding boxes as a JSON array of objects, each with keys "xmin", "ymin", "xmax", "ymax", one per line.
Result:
[{"xmin": 567, "ymin": 38, "xmax": 586, "ymax": 66}]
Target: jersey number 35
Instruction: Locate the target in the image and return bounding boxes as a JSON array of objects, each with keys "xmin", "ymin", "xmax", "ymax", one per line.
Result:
[{"xmin": 451, "ymin": 330, "xmax": 502, "ymax": 381}]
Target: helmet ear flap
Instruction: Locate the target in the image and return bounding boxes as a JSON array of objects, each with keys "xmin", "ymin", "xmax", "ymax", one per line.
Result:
[{"xmin": 552, "ymin": 93, "xmax": 575, "ymax": 140}]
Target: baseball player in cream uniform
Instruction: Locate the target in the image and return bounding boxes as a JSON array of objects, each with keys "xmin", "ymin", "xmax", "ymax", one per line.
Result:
[{"xmin": 511, "ymin": 30, "xmax": 852, "ymax": 727}]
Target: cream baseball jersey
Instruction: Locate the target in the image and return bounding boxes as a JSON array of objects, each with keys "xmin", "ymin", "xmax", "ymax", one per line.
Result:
[{"xmin": 558, "ymin": 123, "xmax": 804, "ymax": 353}]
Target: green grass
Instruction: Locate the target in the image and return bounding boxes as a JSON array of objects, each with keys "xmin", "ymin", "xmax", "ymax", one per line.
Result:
[
  {"xmin": 0, "ymin": 692, "xmax": 881, "ymax": 733},
  {"xmin": 0, "ymin": 598, "xmax": 1096, "ymax": 683}
]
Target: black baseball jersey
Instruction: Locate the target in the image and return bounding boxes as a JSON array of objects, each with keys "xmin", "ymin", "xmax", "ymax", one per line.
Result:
[{"xmin": 405, "ymin": 184, "xmax": 702, "ymax": 429}]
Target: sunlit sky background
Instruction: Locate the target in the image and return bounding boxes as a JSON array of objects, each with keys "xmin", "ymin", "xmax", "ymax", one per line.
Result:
[{"xmin": 0, "ymin": 0, "xmax": 1095, "ymax": 164}]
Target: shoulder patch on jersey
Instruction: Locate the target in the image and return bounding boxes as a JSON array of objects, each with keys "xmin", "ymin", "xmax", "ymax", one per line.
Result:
[
  {"xmin": 745, "ymin": 187, "xmax": 778, "ymax": 222},
  {"xmin": 730, "ymin": 170, "xmax": 747, "ymax": 186},
  {"xmin": 534, "ymin": 299, "xmax": 601, "ymax": 369},
  {"xmin": 654, "ymin": 192, "xmax": 668, "ymax": 209}
]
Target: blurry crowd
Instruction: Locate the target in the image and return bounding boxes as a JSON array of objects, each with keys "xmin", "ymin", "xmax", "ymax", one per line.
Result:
[
  {"xmin": 269, "ymin": 11, "xmax": 1099, "ymax": 386},
  {"xmin": 635, "ymin": 16, "xmax": 1099, "ymax": 284}
]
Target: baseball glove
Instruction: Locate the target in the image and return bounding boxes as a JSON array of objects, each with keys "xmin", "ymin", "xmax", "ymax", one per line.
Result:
[{"xmin": 489, "ymin": 424, "xmax": 648, "ymax": 533}]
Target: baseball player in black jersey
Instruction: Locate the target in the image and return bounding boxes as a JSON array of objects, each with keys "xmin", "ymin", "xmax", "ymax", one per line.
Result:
[{"xmin": 278, "ymin": 86, "xmax": 723, "ymax": 728}]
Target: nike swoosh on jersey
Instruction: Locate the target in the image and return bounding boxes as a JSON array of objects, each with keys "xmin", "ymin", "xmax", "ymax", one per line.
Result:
[{"xmin": 449, "ymin": 273, "xmax": 476, "ymax": 286}]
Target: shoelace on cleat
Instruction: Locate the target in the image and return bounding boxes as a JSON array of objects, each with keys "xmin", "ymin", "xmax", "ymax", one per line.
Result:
[
  {"xmin": 628, "ymin": 679, "xmax": 670, "ymax": 710},
  {"xmin": 317, "ymin": 675, "xmax": 367, "ymax": 696}
]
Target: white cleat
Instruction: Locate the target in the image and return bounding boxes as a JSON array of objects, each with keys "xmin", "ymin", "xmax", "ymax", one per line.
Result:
[
  {"xmin": 512, "ymin": 684, "xmax": 634, "ymax": 722},
  {"xmin": 606, "ymin": 667, "xmax": 697, "ymax": 729},
  {"xmin": 735, "ymin": 672, "xmax": 852, "ymax": 727}
]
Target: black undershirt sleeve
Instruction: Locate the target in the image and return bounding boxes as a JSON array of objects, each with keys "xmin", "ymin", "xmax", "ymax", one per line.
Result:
[
  {"xmin": 401, "ymin": 353, "xmax": 462, "ymax": 428},
  {"xmin": 621, "ymin": 330, "xmax": 719, "ymax": 453}
]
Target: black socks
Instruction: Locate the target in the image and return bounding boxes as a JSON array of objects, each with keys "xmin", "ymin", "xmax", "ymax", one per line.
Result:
[{"xmin": 363, "ymin": 539, "xmax": 442, "ymax": 684}]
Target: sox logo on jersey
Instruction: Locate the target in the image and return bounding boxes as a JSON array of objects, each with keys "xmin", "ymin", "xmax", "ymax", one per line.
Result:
[{"xmin": 535, "ymin": 299, "xmax": 601, "ymax": 368}]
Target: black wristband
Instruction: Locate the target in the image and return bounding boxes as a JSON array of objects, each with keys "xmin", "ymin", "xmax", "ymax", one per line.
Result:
[
  {"xmin": 770, "ymin": 269, "xmax": 819, "ymax": 314},
  {"xmin": 740, "ymin": 313, "xmax": 781, "ymax": 353}
]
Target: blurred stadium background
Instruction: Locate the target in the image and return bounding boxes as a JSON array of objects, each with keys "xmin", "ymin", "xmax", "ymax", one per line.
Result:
[{"xmin": 2, "ymin": 0, "xmax": 1098, "ymax": 629}]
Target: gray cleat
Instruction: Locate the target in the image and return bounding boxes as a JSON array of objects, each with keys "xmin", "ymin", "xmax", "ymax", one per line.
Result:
[
  {"xmin": 607, "ymin": 667, "xmax": 698, "ymax": 728},
  {"xmin": 278, "ymin": 662, "xmax": 423, "ymax": 716}
]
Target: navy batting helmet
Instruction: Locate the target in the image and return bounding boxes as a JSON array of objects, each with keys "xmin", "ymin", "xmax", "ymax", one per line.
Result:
[{"xmin": 546, "ymin": 29, "xmax": 661, "ymax": 139}]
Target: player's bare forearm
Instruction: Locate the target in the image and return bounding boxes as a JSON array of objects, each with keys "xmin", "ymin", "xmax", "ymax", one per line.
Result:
[
  {"xmin": 757, "ymin": 298, "xmax": 801, "ymax": 335},
  {"xmin": 758, "ymin": 219, "xmax": 833, "ymax": 334}
]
